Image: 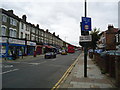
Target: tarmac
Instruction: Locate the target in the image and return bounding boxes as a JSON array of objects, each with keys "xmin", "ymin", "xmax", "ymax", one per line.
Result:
[{"xmin": 59, "ymin": 52, "xmax": 118, "ymax": 89}]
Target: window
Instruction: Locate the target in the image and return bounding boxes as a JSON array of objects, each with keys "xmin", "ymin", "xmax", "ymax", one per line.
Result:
[
  {"xmin": 9, "ymin": 29, "xmax": 13, "ymax": 37},
  {"xmin": 9, "ymin": 29, "xmax": 17, "ymax": 38},
  {"xmin": 21, "ymin": 23, "xmax": 24, "ymax": 29},
  {"xmin": 13, "ymin": 20, "xmax": 17, "ymax": 26},
  {"xmin": 25, "ymin": 34, "xmax": 27, "ymax": 39},
  {"xmin": 10, "ymin": 18, "xmax": 17, "ymax": 26},
  {"xmin": 1, "ymin": 27, "xmax": 6, "ymax": 36},
  {"xmin": 14, "ymin": 30, "xmax": 17, "ymax": 38},
  {"xmin": 28, "ymin": 34, "xmax": 29, "ymax": 40},
  {"xmin": 21, "ymin": 32, "xmax": 23, "ymax": 39},
  {"xmin": 26, "ymin": 25, "xmax": 28, "ymax": 31},
  {"xmin": 2, "ymin": 15, "xmax": 7, "ymax": 22},
  {"xmin": 119, "ymin": 34, "xmax": 120, "ymax": 42}
]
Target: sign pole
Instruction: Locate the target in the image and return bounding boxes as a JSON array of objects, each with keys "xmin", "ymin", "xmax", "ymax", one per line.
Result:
[{"xmin": 84, "ymin": 0, "xmax": 88, "ymax": 77}]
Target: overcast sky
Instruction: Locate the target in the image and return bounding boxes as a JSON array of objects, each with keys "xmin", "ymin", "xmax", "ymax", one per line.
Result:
[{"xmin": 1, "ymin": 0, "xmax": 119, "ymax": 46}]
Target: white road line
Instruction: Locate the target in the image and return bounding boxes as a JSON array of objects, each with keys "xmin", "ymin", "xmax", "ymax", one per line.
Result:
[
  {"xmin": 51, "ymin": 59, "xmax": 57, "ymax": 61},
  {"xmin": 0, "ymin": 69, "xmax": 19, "ymax": 74},
  {"xmin": 29, "ymin": 61, "xmax": 47, "ymax": 65},
  {"xmin": 39, "ymin": 61, "xmax": 46, "ymax": 64}
]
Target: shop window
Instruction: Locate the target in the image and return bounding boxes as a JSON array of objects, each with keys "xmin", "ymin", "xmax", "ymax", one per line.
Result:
[{"xmin": 1, "ymin": 27, "xmax": 6, "ymax": 36}]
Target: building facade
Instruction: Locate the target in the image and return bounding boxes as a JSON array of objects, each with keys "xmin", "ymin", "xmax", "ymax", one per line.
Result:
[{"xmin": 1, "ymin": 8, "xmax": 72, "ymax": 58}]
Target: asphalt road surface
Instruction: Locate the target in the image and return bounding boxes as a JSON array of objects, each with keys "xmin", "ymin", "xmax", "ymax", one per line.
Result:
[{"xmin": 2, "ymin": 51, "xmax": 81, "ymax": 88}]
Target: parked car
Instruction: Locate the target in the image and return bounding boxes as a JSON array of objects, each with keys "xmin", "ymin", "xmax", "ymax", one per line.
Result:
[
  {"xmin": 61, "ymin": 50, "xmax": 67, "ymax": 55},
  {"xmin": 100, "ymin": 50, "xmax": 120, "ymax": 57},
  {"xmin": 44, "ymin": 52, "xmax": 56, "ymax": 59}
]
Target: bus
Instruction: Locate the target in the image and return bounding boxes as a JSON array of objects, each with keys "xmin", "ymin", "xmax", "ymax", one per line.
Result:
[{"xmin": 67, "ymin": 45, "xmax": 75, "ymax": 53}]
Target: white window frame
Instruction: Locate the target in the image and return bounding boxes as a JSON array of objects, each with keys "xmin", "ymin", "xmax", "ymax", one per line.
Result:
[
  {"xmin": 2, "ymin": 14, "xmax": 7, "ymax": 22},
  {"xmin": 9, "ymin": 28, "xmax": 17, "ymax": 38},
  {"xmin": 10, "ymin": 17, "xmax": 17, "ymax": 26},
  {"xmin": 1, "ymin": 25, "xmax": 7, "ymax": 36}
]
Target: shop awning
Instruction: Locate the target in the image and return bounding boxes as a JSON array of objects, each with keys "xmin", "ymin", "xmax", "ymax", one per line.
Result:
[
  {"xmin": 44, "ymin": 45, "xmax": 52, "ymax": 48},
  {"xmin": 36, "ymin": 45, "xmax": 43, "ymax": 47}
]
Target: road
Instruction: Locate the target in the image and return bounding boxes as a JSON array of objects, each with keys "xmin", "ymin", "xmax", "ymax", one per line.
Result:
[{"xmin": 2, "ymin": 51, "xmax": 81, "ymax": 88}]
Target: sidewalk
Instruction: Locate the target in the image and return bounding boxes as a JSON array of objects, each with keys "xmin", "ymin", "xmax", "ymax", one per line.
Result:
[
  {"xmin": 59, "ymin": 53, "xmax": 117, "ymax": 88},
  {"xmin": 2, "ymin": 54, "xmax": 44, "ymax": 63}
]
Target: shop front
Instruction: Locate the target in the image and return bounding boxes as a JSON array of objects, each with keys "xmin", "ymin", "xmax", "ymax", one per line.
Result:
[
  {"xmin": 0, "ymin": 37, "xmax": 26, "ymax": 59},
  {"xmin": 8, "ymin": 38, "xmax": 26, "ymax": 59},
  {"xmin": 0, "ymin": 37, "xmax": 8, "ymax": 58},
  {"xmin": 36, "ymin": 45, "xmax": 42, "ymax": 55},
  {"xmin": 27, "ymin": 41, "xmax": 36, "ymax": 55}
]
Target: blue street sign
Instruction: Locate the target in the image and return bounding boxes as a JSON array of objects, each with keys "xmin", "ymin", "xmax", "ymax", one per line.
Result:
[{"xmin": 81, "ymin": 17, "xmax": 92, "ymax": 31}]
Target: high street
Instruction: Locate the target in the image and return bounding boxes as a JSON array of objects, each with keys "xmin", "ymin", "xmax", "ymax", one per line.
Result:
[{"xmin": 2, "ymin": 51, "xmax": 81, "ymax": 88}]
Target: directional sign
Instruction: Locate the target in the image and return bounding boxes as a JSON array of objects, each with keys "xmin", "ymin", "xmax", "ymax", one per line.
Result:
[
  {"xmin": 81, "ymin": 17, "xmax": 92, "ymax": 31},
  {"xmin": 79, "ymin": 35, "xmax": 92, "ymax": 42}
]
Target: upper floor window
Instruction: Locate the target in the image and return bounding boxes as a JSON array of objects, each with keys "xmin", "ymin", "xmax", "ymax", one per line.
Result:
[
  {"xmin": 32, "ymin": 28, "xmax": 35, "ymax": 33},
  {"xmin": 10, "ymin": 18, "xmax": 17, "ymax": 26},
  {"xmin": 9, "ymin": 28, "xmax": 17, "ymax": 38},
  {"xmin": 21, "ymin": 23, "xmax": 24, "ymax": 29},
  {"xmin": 21, "ymin": 32, "xmax": 23, "ymax": 39},
  {"xmin": 26, "ymin": 25, "xmax": 28, "ymax": 31},
  {"xmin": 1, "ymin": 26, "xmax": 6, "ymax": 36},
  {"xmin": 25, "ymin": 34, "xmax": 27, "ymax": 39},
  {"xmin": 2, "ymin": 15, "xmax": 7, "ymax": 22}
]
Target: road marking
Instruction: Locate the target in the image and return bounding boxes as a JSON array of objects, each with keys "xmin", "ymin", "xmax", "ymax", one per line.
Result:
[
  {"xmin": 39, "ymin": 61, "xmax": 46, "ymax": 64},
  {"xmin": 51, "ymin": 54, "xmax": 81, "ymax": 90},
  {"xmin": 51, "ymin": 59, "xmax": 57, "ymax": 61},
  {"xmin": 0, "ymin": 69, "xmax": 19, "ymax": 74},
  {"xmin": 29, "ymin": 61, "xmax": 47, "ymax": 65}
]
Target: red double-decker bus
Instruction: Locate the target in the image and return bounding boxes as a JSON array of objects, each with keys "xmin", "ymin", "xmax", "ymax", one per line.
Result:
[{"xmin": 67, "ymin": 45, "xmax": 75, "ymax": 53}]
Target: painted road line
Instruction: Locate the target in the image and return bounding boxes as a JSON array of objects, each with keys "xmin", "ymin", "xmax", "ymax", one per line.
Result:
[
  {"xmin": 51, "ymin": 54, "xmax": 81, "ymax": 90},
  {"xmin": 51, "ymin": 59, "xmax": 57, "ymax": 61},
  {"xmin": 53, "ymin": 54, "xmax": 81, "ymax": 89},
  {"xmin": 29, "ymin": 61, "xmax": 47, "ymax": 65},
  {"xmin": 0, "ymin": 69, "xmax": 19, "ymax": 74}
]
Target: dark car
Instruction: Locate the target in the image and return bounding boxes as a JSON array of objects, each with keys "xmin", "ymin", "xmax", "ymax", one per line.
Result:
[{"xmin": 44, "ymin": 52, "xmax": 56, "ymax": 59}]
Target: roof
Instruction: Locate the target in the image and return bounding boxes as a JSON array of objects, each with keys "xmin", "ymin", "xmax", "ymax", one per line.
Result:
[
  {"xmin": 1, "ymin": 8, "xmax": 20, "ymax": 21},
  {"xmin": 105, "ymin": 28, "xmax": 119, "ymax": 34}
]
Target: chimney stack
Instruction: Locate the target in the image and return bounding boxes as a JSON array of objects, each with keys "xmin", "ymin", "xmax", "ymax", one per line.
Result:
[
  {"xmin": 36, "ymin": 24, "xmax": 39, "ymax": 28},
  {"xmin": 22, "ymin": 15, "xmax": 27, "ymax": 22},
  {"xmin": 46, "ymin": 29, "xmax": 49, "ymax": 32},
  {"xmin": 53, "ymin": 32, "xmax": 55, "ymax": 35},
  {"xmin": 108, "ymin": 24, "xmax": 114, "ymax": 30},
  {"xmin": 8, "ymin": 10, "xmax": 13, "ymax": 14}
]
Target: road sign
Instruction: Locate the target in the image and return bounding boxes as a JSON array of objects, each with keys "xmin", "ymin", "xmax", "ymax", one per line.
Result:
[
  {"xmin": 79, "ymin": 35, "xmax": 92, "ymax": 42},
  {"xmin": 81, "ymin": 17, "xmax": 91, "ymax": 31}
]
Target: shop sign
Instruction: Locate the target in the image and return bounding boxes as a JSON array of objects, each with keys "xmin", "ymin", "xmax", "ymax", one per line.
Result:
[
  {"xmin": 9, "ymin": 38, "xmax": 25, "ymax": 45},
  {"xmin": 0, "ymin": 37, "xmax": 8, "ymax": 43},
  {"xmin": 27, "ymin": 41, "xmax": 36, "ymax": 46}
]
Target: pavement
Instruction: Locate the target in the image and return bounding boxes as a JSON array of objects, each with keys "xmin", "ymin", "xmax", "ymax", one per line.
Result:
[
  {"xmin": 1, "ymin": 54, "xmax": 44, "ymax": 63},
  {"xmin": 59, "ymin": 52, "xmax": 117, "ymax": 88}
]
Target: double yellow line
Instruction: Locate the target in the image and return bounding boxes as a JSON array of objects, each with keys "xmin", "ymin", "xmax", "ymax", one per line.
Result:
[{"xmin": 51, "ymin": 55, "xmax": 80, "ymax": 90}]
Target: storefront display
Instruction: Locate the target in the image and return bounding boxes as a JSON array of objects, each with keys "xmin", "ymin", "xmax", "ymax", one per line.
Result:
[{"xmin": 27, "ymin": 41, "xmax": 36, "ymax": 55}]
